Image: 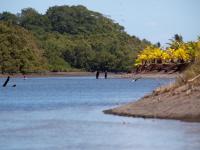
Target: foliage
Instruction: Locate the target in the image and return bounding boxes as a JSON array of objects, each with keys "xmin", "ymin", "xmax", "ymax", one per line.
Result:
[
  {"xmin": 0, "ymin": 5, "xmax": 151, "ymax": 72},
  {"xmin": 0, "ymin": 21, "xmax": 46, "ymax": 73},
  {"xmin": 167, "ymin": 34, "xmax": 183, "ymax": 49},
  {"xmin": 135, "ymin": 46, "xmax": 166, "ymax": 66},
  {"xmin": 135, "ymin": 36, "xmax": 197, "ymax": 67},
  {"xmin": 0, "ymin": 5, "xmax": 151, "ymax": 73},
  {"xmin": 45, "ymin": 5, "xmax": 122, "ymax": 35},
  {"xmin": 20, "ymin": 8, "xmax": 52, "ymax": 32},
  {"xmin": 182, "ymin": 40, "xmax": 200, "ymax": 82},
  {"xmin": 0, "ymin": 12, "xmax": 18, "ymax": 24}
]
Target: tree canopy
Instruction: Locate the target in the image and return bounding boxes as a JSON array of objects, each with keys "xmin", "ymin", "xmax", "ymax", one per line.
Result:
[
  {"xmin": 0, "ymin": 22, "xmax": 46, "ymax": 73},
  {"xmin": 0, "ymin": 5, "xmax": 151, "ymax": 73}
]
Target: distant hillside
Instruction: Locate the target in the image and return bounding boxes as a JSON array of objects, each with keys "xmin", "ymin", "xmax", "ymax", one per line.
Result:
[{"xmin": 0, "ymin": 5, "xmax": 151, "ymax": 73}]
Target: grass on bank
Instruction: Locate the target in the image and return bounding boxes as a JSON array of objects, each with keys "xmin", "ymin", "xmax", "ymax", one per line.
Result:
[
  {"xmin": 181, "ymin": 50, "xmax": 200, "ymax": 85},
  {"xmin": 153, "ymin": 44, "xmax": 200, "ymax": 94}
]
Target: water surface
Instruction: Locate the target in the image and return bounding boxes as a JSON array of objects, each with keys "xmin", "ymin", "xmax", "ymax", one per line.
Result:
[{"xmin": 0, "ymin": 77, "xmax": 199, "ymax": 150}]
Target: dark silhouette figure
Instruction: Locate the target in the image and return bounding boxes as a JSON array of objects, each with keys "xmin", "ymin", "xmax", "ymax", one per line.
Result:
[
  {"xmin": 96, "ymin": 71, "xmax": 100, "ymax": 79},
  {"xmin": 105, "ymin": 71, "xmax": 107, "ymax": 79},
  {"xmin": 3, "ymin": 76, "xmax": 10, "ymax": 87},
  {"xmin": 12, "ymin": 84, "xmax": 16, "ymax": 87}
]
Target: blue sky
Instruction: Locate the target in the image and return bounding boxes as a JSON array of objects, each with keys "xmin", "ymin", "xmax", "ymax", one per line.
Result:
[{"xmin": 0, "ymin": 0, "xmax": 200, "ymax": 45}]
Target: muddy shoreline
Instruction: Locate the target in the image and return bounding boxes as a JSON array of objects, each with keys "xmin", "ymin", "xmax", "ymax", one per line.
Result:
[
  {"xmin": 0, "ymin": 72, "xmax": 178, "ymax": 79},
  {"xmin": 0, "ymin": 72, "xmax": 95, "ymax": 78},
  {"xmin": 104, "ymin": 83, "xmax": 200, "ymax": 122}
]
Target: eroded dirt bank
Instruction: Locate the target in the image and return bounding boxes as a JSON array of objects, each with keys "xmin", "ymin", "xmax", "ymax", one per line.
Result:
[{"xmin": 104, "ymin": 83, "xmax": 200, "ymax": 122}]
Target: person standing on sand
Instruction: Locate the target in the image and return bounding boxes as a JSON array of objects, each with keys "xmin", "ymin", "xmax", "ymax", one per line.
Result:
[{"xmin": 96, "ymin": 71, "xmax": 100, "ymax": 79}]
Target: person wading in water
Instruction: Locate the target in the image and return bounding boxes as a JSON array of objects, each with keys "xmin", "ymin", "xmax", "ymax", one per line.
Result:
[
  {"xmin": 96, "ymin": 71, "xmax": 100, "ymax": 79},
  {"xmin": 104, "ymin": 71, "xmax": 107, "ymax": 79}
]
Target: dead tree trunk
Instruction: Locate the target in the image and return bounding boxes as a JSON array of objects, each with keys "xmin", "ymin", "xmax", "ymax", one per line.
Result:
[{"xmin": 3, "ymin": 76, "xmax": 10, "ymax": 87}]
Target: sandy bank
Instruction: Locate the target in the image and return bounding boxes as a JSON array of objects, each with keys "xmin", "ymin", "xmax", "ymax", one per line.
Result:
[{"xmin": 104, "ymin": 83, "xmax": 200, "ymax": 122}]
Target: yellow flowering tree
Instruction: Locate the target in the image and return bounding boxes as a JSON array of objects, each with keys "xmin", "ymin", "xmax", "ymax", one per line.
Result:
[
  {"xmin": 173, "ymin": 47, "xmax": 190, "ymax": 63},
  {"xmin": 135, "ymin": 46, "xmax": 164, "ymax": 66},
  {"xmin": 134, "ymin": 36, "xmax": 200, "ymax": 70}
]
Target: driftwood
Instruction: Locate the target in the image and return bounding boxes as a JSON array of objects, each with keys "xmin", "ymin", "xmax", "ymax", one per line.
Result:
[
  {"xmin": 3, "ymin": 76, "xmax": 10, "ymax": 87},
  {"xmin": 188, "ymin": 74, "xmax": 200, "ymax": 83}
]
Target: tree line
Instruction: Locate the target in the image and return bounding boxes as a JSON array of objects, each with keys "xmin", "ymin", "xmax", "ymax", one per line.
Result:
[{"xmin": 0, "ymin": 5, "xmax": 151, "ymax": 74}]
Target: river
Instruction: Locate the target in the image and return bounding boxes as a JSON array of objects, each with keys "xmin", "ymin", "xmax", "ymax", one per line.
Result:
[{"xmin": 0, "ymin": 77, "xmax": 199, "ymax": 150}]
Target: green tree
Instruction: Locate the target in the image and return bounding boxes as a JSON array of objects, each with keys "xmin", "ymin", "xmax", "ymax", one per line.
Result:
[
  {"xmin": 0, "ymin": 5, "xmax": 152, "ymax": 73},
  {"xmin": 20, "ymin": 8, "xmax": 51, "ymax": 32},
  {"xmin": 0, "ymin": 21, "xmax": 46, "ymax": 73},
  {"xmin": 0, "ymin": 12, "xmax": 18, "ymax": 24}
]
